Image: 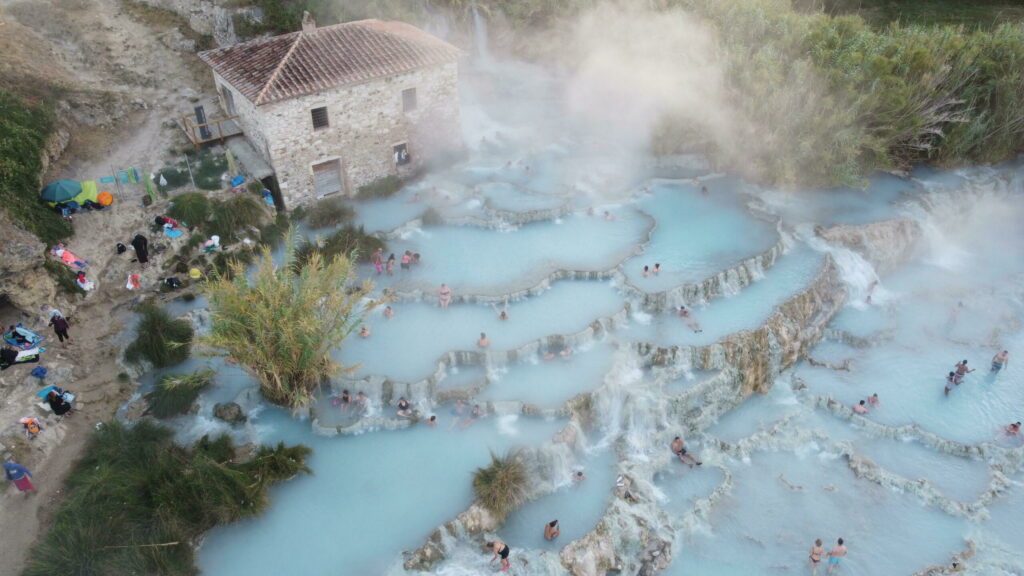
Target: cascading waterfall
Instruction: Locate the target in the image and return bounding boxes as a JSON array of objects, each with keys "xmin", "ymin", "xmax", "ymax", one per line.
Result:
[
  {"xmin": 799, "ymin": 223, "xmax": 883, "ymax": 308},
  {"xmin": 471, "ymin": 5, "xmax": 493, "ymax": 68},
  {"xmin": 592, "ymin": 348, "xmax": 670, "ymax": 459}
]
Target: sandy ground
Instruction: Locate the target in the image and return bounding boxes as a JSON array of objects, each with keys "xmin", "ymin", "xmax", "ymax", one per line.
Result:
[{"xmin": 0, "ymin": 0, "xmax": 218, "ymax": 572}]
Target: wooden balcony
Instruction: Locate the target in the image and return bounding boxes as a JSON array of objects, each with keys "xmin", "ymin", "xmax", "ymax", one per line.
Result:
[{"xmin": 177, "ymin": 114, "xmax": 243, "ymax": 147}]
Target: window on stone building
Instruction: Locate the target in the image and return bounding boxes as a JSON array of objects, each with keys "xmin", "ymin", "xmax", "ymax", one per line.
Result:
[
  {"xmin": 393, "ymin": 143, "xmax": 411, "ymax": 167},
  {"xmin": 402, "ymin": 88, "xmax": 417, "ymax": 112},
  {"xmin": 311, "ymin": 106, "xmax": 329, "ymax": 130},
  {"xmin": 312, "ymin": 159, "xmax": 343, "ymax": 197}
]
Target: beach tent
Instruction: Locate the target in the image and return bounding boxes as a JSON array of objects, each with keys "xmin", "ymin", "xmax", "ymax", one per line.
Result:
[{"xmin": 40, "ymin": 180, "xmax": 82, "ymax": 206}]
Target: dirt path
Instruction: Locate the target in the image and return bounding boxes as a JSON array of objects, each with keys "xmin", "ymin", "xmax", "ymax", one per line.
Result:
[{"xmin": 0, "ymin": 0, "xmax": 216, "ymax": 572}]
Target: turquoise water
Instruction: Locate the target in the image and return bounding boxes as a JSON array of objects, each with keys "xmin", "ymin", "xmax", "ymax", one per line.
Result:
[
  {"xmin": 115, "ymin": 52, "xmax": 1024, "ymax": 576},
  {"xmin": 621, "ymin": 179, "xmax": 778, "ymax": 291}
]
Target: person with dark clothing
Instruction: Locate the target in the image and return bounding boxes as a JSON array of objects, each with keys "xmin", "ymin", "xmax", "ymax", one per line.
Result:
[
  {"xmin": 131, "ymin": 233, "xmax": 150, "ymax": 265},
  {"xmin": 47, "ymin": 389, "xmax": 72, "ymax": 416},
  {"xmin": 49, "ymin": 314, "xmax": 70, "ymax": 343}
]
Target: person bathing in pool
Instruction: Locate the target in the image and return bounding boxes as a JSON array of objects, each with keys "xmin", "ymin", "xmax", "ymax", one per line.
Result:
[
  {"xmin": 827, "ymin": 538, "xmax": 847, "ymax": 573},
  {"xmin": 809, "ymin": 538, "xmax": 825, "ymax": 575},
  {"xmin": 671, "ymin": 436, "xmax": 702, "ymax": 468}
]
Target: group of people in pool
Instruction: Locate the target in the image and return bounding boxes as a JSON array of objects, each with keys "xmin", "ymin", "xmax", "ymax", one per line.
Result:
[
  {"xmin": 943, "ymin": 350, "xmax": 1010, "ymax": 397},
  {"xmin": 851, "ymin": 393, "xmax": 880, "ymax": 414},
  {"xmin": 641, "ymin": 263, "xmax": 662, "ymax": 278},
  {"xmin": 808, "ymin": 537, "xmax": 848, "ymax": 574},
  {"xmin": 332, "ymin": 389, "xmax": 368, "ymax": 413},
  {"xmin": 371, "ymin": 248, "xmax": 421, "ymax": 276}
]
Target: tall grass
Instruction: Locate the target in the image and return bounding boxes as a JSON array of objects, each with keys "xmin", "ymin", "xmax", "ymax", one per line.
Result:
[
  {"xmin": 355, "ymin": 175, "xmax": 403, "ymax": 199},
  {"xmin": 23, "ymin": 420, "xmax": 310, "ymax": 576},
  {"xmin": 305, "ymin": 196, "xmax": 355, "ymax": 229},
  {"xmin": 209, "ymin": 194, "xmax": 266, "ymax": 241},
  {"xmin": 145, "ymin": 369, "xmax": 214, "ymax": 418},
  {"xmin": 167, "ymin": 191, "xmax": 211, "ymax": 228},
  {"xmin": 124, "ymin": 304, "xmax": 194, "ymax": 368},
  {"xmin": 0, "ymin": 90, "xmax": 72, "ymax": 244},
  {"xmin": 472, "ymin": 451, "xmax": 528, "ymax": 521},
  {"xmin": 203, "ymin": 227, "xmax": 373, "ymax": 408},
  {"xmin": 295, "ymin": 225, "xmax": 385, "ymax": 265}
]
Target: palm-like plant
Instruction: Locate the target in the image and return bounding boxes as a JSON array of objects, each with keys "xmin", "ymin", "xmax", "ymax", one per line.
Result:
[
  {"xmin": 472, "ymin": 450, "xmax": 528, "ymax": 521},
  {"xmin": 203, "ymin": 226, "xmax": 373, "ymax": 408}
]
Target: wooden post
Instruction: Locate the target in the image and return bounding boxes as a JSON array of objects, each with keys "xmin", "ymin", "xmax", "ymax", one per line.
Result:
[{"xmin": 183, "ymin": 155, "xmax": 197, "ymax": 190}]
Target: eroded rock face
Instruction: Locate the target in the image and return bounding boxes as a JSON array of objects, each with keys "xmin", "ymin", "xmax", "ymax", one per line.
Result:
[
  {"xmin": 816, "ymin": 218, "xmax": 921, "ymax": 273},
  {"xmin": 0, "ymin": 211, "xmax": 56, "ymax": 314}
]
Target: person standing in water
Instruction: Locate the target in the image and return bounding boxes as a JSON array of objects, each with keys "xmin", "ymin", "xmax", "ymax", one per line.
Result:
[
  {"xmin": 853, "ymin": 400, "xmax": 868, "ymax": 415},
  {"xmin": 544, "ymin": 520, "xmax": 560, "ymax": 541},
  {"xmin": 384, "ymin": 305, "xmax": 394, "ymax": 319},
  {"xmin": 438, "ymin": 283, "xmax": 452, "ymax": 309},
  {"xmin": 867, "ymin": 393, "xmax": 880, "ymax": 408},
  {"xmin": 477, "ymin": 332, "xmax": 490, "ymax": 348},
  {"xmin": 945, "ymin": 371, "xmax": 957, "ymax": 396},
  {"xmin": 992, "ymin": 350, "xmax": 1009, "ymax": 373},
  {"xmin": 642, "ymin": 265, "xmax": 650, "ymax": 278},
  {"xmin": 372, "ymin": 248, "xmax": 383, "ymax": 275},
  {"xmin": 487, "ymin": 540, "xmax": 511, "ymax": 572},
  {"xmin": 827, "ymin": 538, "xmax": 847, "ymax": 573},
  {"xmin": 809, "ymin": 538, "xmax": 825, "ymax": 575},
  {"xmin": 670, "ymin": 436, "xmax": 702, "ymax": 467},
  {"xmin": 953, "ymin": 359, "xmax": 974, "ymax": 384}
]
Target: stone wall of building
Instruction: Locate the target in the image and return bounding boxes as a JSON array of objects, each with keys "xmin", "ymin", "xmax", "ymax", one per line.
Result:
[
  {"xmin": 212, "ymin": 70, "xmax": 272, "ymax": 164},
  {"xmin": 255, "ymin": 61, "xmax": 463, "ymax": 207}
]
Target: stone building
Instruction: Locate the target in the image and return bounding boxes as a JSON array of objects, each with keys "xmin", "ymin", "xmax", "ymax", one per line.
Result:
[{"xmin": 199, "ymin": 15, "xmax": 463, "ymax": 208}]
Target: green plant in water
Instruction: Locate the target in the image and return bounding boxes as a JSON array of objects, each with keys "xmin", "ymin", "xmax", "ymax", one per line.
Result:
[
  {"xmin": 145, "ymin": 369, "xmax": 214, "ymax": 418},
  {"xmin": 295, "ymin": 224, "xmax": 385, "ymax": 266},
  {"xmin": 305, "ymin": 196, "xmax": 355, "ymax": 229},
  {"xmin": 203, "ymin": 226, "xmax": 373, "ymax": 408},
  {"xmin": 472, "ymin": 450, "xmax": 528, "ymax": 521},
  {"xmin": 23, "ymin": 420, "xmax": 310, "ymax": 576},
  {"xmin": 356, "ymin": 175, "xmax": 403, "ymax": 199},
  {"xmin": 124, "ymin": 304, "xmax": 194, "ymax": 368}
]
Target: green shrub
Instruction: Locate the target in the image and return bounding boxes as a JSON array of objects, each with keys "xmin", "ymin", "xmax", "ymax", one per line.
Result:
[
  {"xmin": 124, "ymin": 304, "xmax": 194, "ymax": 368},
  {"xmin": 421, "ymin": 207, "xmax": 443, "ymax": 226},
  {"xmin": 203, "ymin": 228, "xmax": 373, "ymax": 408},
  {"xmin": 295, "ymin": 225, "xmax": 384, "ymax": 266},
  {"xmin": 0, "ymin": 90, "xmax": 72, "ymax": 244},
  {"xmin": 145, "ymin": 369, "xmax": 214, "ymax": 418},
  {"xmin": 258, "ymin": 212, "xmax": 292, "ymax": 248},
  {"xmin": 305, "ymin": 196, "xmax": 355, "ymax": 229},
  {"xmin": 356, "ymin": 175, "xmax": 403, "ymax": 199},
  {"xmin": 472, "ymin": 451, "xmax": 528, "ymax": 521},
  {"xmin": 168, "ymin": 192, "xmax": 211, "ymax": 228},
  {"xmin": 23, "ymin": 420, "xmax": 310, "ymax": 576},
  {"xmin": 209, "ymin": 195, "xmax": 267, "ymax": 241}
]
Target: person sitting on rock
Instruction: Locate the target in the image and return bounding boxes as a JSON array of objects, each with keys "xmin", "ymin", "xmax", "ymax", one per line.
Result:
[{"xmin": 670, "ymin": 436, "xmax": 702, "ymax": 468}]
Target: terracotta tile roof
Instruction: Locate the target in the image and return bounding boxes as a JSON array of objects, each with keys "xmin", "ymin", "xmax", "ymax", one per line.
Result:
[{"xmin": 199, "ymin": 19, "xmax": 461, "ymax": 105}]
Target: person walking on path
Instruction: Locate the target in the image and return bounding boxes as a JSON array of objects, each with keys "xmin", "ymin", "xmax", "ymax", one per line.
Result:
[
  {"xmin": 4, "ymin": 459, "xmax": 35, "ymax": 495},
  {"xmin": 49, "ymin": 313, "xmax": 70, "ymax": 344}
]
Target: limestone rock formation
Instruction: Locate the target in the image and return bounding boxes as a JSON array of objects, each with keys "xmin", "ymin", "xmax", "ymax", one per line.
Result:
[
  {"xmin": 816, "ymin": 218, "xmax": 921, "ymax": 273},
  {"xmin": 213, "ymin": 401, "xmax": 246, "ymax": 424},
  {"xmin": 0, "ymin": 211, "xmax": 57, "ymax": 314}
]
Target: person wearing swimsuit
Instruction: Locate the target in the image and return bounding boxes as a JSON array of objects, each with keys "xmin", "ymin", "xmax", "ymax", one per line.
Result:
[
  {"xmin": 992, "ymin": 350, "xmax": 1009, "ymax": 373},
  {"xmin": 438, "ymin": 284, "xmax": 452, "ymax": 310},
  {"xmin": 809, "ymin": 538, "xmax": 825, "ymax": 575},
  {"xmin": 487, "ymin": 540, "xmax": 511, "ymax": 572},
  {"xmin": 827, "ymin": 538, "xmax": 847, "ymax": 573}
]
